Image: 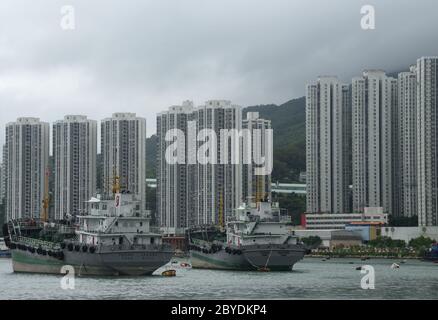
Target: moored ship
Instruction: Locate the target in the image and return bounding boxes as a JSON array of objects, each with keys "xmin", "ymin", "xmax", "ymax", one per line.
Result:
[
  {"xmin": 189, "ymin": 201, "xmax": 306, "ymax": 271},
  {"xmin": 3, "ymin": 178, "xmax": 174, "ymax": 276}
]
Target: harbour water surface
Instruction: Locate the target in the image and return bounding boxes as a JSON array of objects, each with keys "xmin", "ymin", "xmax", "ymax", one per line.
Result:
[{"xmin": 0, "ymin": 257, "xmax": 437, "ymax": 300}]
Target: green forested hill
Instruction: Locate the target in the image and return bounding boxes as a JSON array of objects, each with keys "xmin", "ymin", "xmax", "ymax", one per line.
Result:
[
  {"xmin": 146, "ymin": 134, "xmax": 158, "ymax": 178},
  {"xmin": 244, "ymin": 97, "xmax": 306, "ymax": 182}
]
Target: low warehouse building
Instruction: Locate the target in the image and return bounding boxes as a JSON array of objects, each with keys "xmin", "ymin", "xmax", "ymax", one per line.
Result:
[{"xmin": 329, "ymin": 230, "xmax": 363, "ymax": 249}]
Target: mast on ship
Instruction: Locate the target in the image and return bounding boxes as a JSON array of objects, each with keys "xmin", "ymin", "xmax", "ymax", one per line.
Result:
[
  {"xmin": 111, "ymin": 148, "xmax": 124, "ymax": 196},
  {"xmin": 112, "ymin": 175, "xmax": 121, "ymax": 194},
  {"xmin": 41, "ymin": 167, "xmax": 50, "ymax": 222},
  {"xmin": 256, "ymin": 175, "xmax": 261, "ymax": 203},
  {"xmin": 111, "ymin": 150, "xmax": 123, "ymax": 214},
  {"xmin": 218, "ymin": 192, "xmax": 224, "ymax": 232},
  {"xmin": 256, "ymin": 174, "xmax": 270, "ymax": 203}
]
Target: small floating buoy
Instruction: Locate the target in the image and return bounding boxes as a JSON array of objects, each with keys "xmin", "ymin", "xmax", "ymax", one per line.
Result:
[
  {"xmin": 162, "ymin": 269, "xmax": 177, "ymax": 277},
  {"xmin": 355, "ymin": 266, "xmax": 362, "ymax": 270},
  {"xmin": 390, "ymin": 263, "xmax": 400, "ymax": 269}
]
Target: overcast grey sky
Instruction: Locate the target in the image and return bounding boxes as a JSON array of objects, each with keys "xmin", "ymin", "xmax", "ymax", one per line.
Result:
[{"xmin": 1, "ymin": 0, "xmax": 437, "ymax": 147}]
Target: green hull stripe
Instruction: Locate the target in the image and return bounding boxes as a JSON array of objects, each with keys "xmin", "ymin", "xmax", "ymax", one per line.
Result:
[{"xmin": 12, "ymin": 251, "xmax": 64, "ymax": 267}]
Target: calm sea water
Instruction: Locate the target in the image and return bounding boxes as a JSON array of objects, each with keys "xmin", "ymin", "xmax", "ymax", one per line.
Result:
[{"xmin": 0, "ymin": 257, "xmax": 437, "ymax": 300}]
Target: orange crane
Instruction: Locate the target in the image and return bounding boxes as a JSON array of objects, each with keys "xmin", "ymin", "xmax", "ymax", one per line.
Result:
[
  {"xmin": 256, "ymin": 175, "xmax": 264, "ymax": 203},
  {"xmin": 41, "ymin": 167, "xmax": 50, "ymax": 222},
  {"xmin": 218, "ymin": 192, "xmax": 224, "ymax": 232}
]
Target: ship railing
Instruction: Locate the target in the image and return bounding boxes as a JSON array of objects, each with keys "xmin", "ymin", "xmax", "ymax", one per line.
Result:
[
  {"xmin": 77, "ymin": 227, "xmax": 161, "ymax": 234},
  {"xmin": 98, "ymin": 243, "xmax": 173, "ymax": 252},
  {"xmin": 12, "ymin": 220, "xmax": 45, "ymax": 230},
  {"xmin": 191, "ymin": 238, "xmax": 208, "ymax": 246},
  {"xmin": 149, "ymin": 227, "xmax": 162, "ymax": 234},
  {"xmin": 279, "ymin": 215, "xmax": 292, "ymax": 223},
  {"xmin": 77, "ymin": 229, "xmax": 102, "ymax": 233},
  {"xmin": 11, "ymin": 235, "xmax": 61, "ymax": 250},
  {"xmin": 256, "ymin": 215, "xmax": 291, "ymax": 223},
  {"xmin": 58, "ymin": 226, "xmax": 77, "ymax": 234}
]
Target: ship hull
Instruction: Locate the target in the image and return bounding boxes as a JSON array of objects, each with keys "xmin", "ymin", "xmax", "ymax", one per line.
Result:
[
  {"xmin": 190, "ymin": 244, "xmax": 306, "ymax": 271},
  {"xmin": 191, "ymin": 249, "xmax": 251, "ymax": 270},
  {"xmin": 242, "ymin": 244, "xmax": 306, "ymax": 271},
  {"xmin": 11, "ymin": 248, "xmax": 173, "ymax": 276}
]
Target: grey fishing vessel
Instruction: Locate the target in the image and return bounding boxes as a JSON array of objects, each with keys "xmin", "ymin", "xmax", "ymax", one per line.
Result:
[
  {"xmin": 4, "ymin": 179, "xmax": 174, "ymax": 276},
  {"xmin": 189, "ymin": 201, "xmax": 307, "ymax": 271}
]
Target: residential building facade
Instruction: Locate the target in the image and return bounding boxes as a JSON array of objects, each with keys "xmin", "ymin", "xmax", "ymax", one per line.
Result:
[
  {"xmin": 416, "ymin": 56, "xmax": 438, "ymax": 226},
  {"xmin": 53, "ymin": 115, "xmax": 97, "ymax": 220},
  {"xmin": 190, "ymin": 100, "xmax": 243, "ymax": 226},
  {"xmin": 157, "ymin": 100, "xmax": 243, "ymax": 230},
  {"xmin": 242, "ymin": 112, "xmax": 272, "ymax": 203},
  {"xmin": 0, "ymin": 159, "xmax": 5, "ymax": 205},
  {"xmin": 4, "ymin": 118, "xmax": 50, "ymax": 221},
  {"xmin": 398, "ymin": 67, "xmax": 418, "ymax": 218},
  {"xmin": 101, "ymin": 113, "xmax": 147, "ymax": 209},
  {"xmin": 157, "ymin": 101, "xmax": 194, "ymax": 233},
  {"xmin": 306, "ymin": 76, "xmax": 352, "ymax": 214},
  {"xmin": 351, "ymin": 70, "xmax": 398, "ymax": 214}
]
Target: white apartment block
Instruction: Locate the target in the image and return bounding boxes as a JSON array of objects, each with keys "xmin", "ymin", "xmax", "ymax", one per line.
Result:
[
  {"xmin": 306, "ymin": 77, "xmax": 351, "ymax": 214},
  {"xmin": 190, "ymin": 100, "xmax": 243, "ymax": 226},
  {"xmin": 352, "ymin": 70, "xmax": 397, "ymax": 214},
  {"xmin": 416, "ymin": 56, "xmax": 438, "ymax": 226},
  {"xmin": 53, "ymin": 115, "xmax": 97, "ymax": 220},
  {"xmin": 0, "ymin": 160, "xmax": 5, "ymax": 206},
  {"xmin": 306, "ymin": 83, "xmax": 320, "ymax": 213},
  {"xmin": 101, "ymin": 113, "xmax": 147, "ymax": 209},
  {"xmin": 5, "ymin": 118, "xmax": 50, "ymax": 221},
  {"xmin": 398, "ymin": 67, "xmax": 417, "ymax": 218},
  {"xmin": 1, "ymin": 145, "xmax": 5, "ymax": 208},
  {"xmin": 157, "ymin": 100, "xmax": 243, "ymax": 229},
  {"xmin": 242, "ymin": 112, "xmax": 272, "ymax": 203},
  {"xmin": 157, "ymin": 101, "xmax": 194, "ymax": 232}
]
